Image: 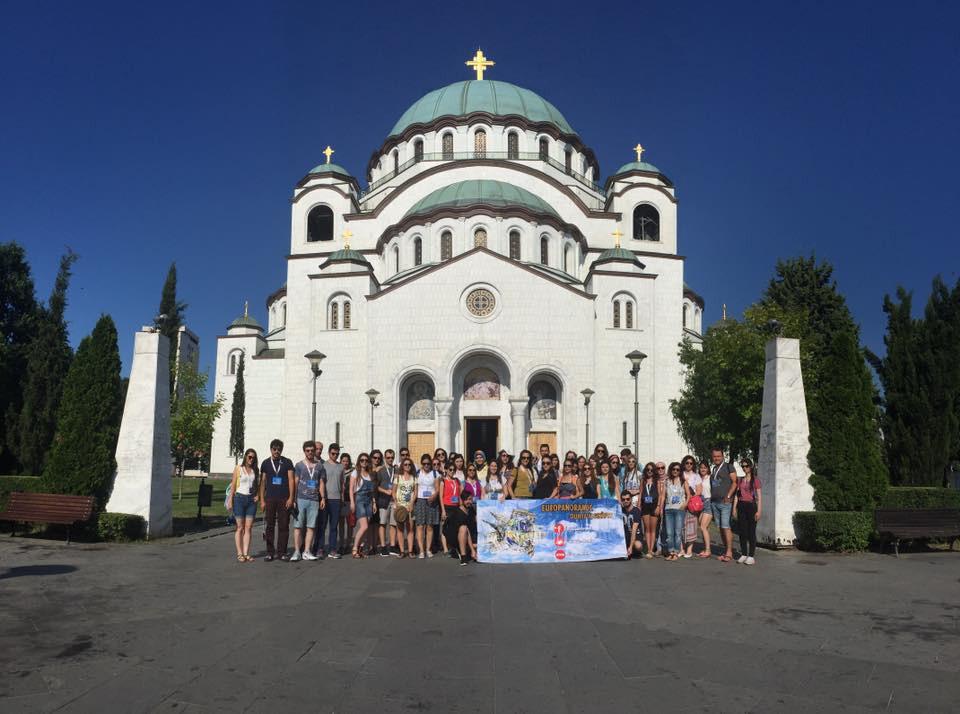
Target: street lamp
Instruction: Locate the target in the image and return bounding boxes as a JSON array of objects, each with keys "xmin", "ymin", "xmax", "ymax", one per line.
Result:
[
  {"xmin": 625, "ymin": 350, "xmax": 647, "ymax": 456},
  {"xmin": 305, "ymin": 351, "xmax": 326, "ymax": 441},
  {"xmin": 365, "ymin": 388, "xmax": 380, "ymax": 451},
  {"xmin": 580, "ymin": 388, "xmax": 594, "ymax": 455}
]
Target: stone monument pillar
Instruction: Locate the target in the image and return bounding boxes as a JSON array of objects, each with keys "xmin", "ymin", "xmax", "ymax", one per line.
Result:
[
  {"xmin": 106, "ymin": 328, "xmax": 173, "ymax": 538},
  {"xmin": 757, "ymin": 337, "xmax": 814, "ymax": 546}
]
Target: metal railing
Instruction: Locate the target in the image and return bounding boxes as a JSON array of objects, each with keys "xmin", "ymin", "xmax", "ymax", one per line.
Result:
[{"xmin": 360, "ymin": 151, "xmax": 604, "ymax": 199}]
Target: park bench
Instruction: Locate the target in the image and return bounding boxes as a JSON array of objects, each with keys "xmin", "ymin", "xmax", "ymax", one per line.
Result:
[
  {"xmin": 874, "ymin": 508, "xmax": 960, "ymax": 557},
  {"xmin": 0, "ymin": 492, "xmax": 96, "ymax": 543}
]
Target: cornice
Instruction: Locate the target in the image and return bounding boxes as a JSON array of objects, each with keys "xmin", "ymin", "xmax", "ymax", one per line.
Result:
[
  {"xmin": 291, "ymin": 182, "xmax": 361, "ymax": 211},
  {"xmin": 604, "ymin": 178, "xmax": 678, "ymax": 207}
]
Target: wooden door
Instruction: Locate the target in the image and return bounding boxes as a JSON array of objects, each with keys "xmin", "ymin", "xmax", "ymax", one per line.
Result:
[
  {"xmin": 528, "ymin": 431, "xmax": 557, "ymax": 455},
  {"xmin": 406, "ymin": 432, "xmax": 435, "ymax": 460}
]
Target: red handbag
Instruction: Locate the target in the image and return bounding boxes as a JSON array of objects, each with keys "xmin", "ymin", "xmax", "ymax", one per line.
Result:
[{"xmin": 687, "ymin": 495, "xmax": 704, "ymax": 514}]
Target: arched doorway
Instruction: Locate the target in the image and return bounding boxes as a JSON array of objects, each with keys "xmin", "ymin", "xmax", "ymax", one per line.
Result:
[
  {"xmin": 450, "ymin": 352, "xmax": 512, "ymax": 460},
  {"xmin": 400, "ymin": 373, "xmax": 436, "ymax": 458}
]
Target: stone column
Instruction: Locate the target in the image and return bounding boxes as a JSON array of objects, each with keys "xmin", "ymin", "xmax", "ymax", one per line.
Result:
[
  {"xmin": 509, "ymin": 398, "xmax": 528, "ymax": 456},
  {"xmin": 107, "ymin": 328, "xmax": 173, "ymax": 538},
  {"xmin": 757, "ymin": 337, "xmax": 814, "ymax": 547},
  {"xmin": 436, "ymin": 398, "xmax": 454, "ymax": 452}
]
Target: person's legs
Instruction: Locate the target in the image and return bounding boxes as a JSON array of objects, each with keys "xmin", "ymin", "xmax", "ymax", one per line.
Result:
[
  {"xmin": 277, "ymin": 503, "xmax": 290, "ymax": 558},
  {"xmin": 742, "ymin": 501, "xmax": 758, "ymax": 559},
  {"xmin": 416, "ymin": 524, "xmax": 425, "ymax": 556},
  {"xmin": 325, "ymin": 499, "xmax": 341, "ymax": 554},
  {"xmin": 666, "ymin": 510, "xmax": 681, "ymax": 555},
  {"xmin": 737, "ymin": 501, "xmax": 749, "ymax": 559},
  {"xmin": 353, "ymin": 516, "xmax": 369, "ymax": 554},
  {"xmin": 242, "ymin": 517, "xmax": 254, "ymax": 557},
  {"xmin": 642, "ymin": 515, "xmax": 657, "ymax": 555},
  {"xmin": 716, "ymin": 502, "xmax": 733, "ymax": 559},
  {"xmin": 426, "ymin": 525, "xmax": 435, "ymax": 556},
  {"xmin": 458, "ymin": 525, "xmax": 471, "ymax": 564},
  {"xmin": 699, "ymin": 510, "xmax": 713, "ymax": 557},
  {"xmin": 264, "ymin": 500, "xmax": 277, "ymax": 557},
  {"xmin": 304, "ymin": 527, "xmax": 315, "ymax": 555}
]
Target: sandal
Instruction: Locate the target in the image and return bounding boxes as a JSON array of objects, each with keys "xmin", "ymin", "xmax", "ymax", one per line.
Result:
[
  {"xmin": 236, "ymin": 555, "xmax": 245, "ymax": 562},
  {"xmin": 697, "ymin": 551, "xmax": 711, "ymax": 558},
  {"xmin": 244, "ymin": 555, "xmax": 255, "ymax": 562},
  {"xmin": 718, "ymin": 555, "xmax": 731, "ymax": 562},
  {"xmin": 352, "ymin": 548, "xmax": 362, "ymax": 559}
]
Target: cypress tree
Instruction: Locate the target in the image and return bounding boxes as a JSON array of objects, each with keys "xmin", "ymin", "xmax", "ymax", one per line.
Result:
[
  {"xmin": 42, "ymin": 314, "xmax": 123, "ymax": 506},
  {"xmin": 760, "ymin": 256, "xmax": 888, "ymax": 509},
  {"xmin": 14, "ymin": 251, "xmax": 78, "ymax": 475},
  {"xmin": 156, "ymin": 263, "xmax": 187, "ymax": 396},
  {"xmin": 229, "ymin": 354, "xmax": 246, "ymax": 463},
  {"xmin": 0, "ymin": 242, "xmax": 38, "ymax": 473}
]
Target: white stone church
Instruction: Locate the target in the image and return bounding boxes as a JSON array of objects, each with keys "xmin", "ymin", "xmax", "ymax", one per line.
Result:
[{"xmin": 209, "ymin": 52, "xmax": 704, "ymax": 475}]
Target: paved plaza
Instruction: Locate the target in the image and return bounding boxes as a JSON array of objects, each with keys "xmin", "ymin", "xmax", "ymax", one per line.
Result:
[{"xmin": 1, "ymin": 532, "xmax": 958, "ymax": 713}]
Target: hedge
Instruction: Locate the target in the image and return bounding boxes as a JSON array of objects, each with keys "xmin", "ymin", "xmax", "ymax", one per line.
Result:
[
  {"xmin": 793, "ymin": 511, "xmax": 873, "ymax": 552},
  {"xmin": 0, "ymin": 476, "xmax": 43, "ymax": 509},
  {"xmin": 880, "ymin": 487, "xmax": 960, "ymax": 510},
  {"xmin": 97, "ymin": 512, "xmax": 146, "ymax": 542}
]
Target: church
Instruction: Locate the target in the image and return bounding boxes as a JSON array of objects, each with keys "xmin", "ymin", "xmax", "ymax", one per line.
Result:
[{"xmin": 209, "ymin": 51, "xmax": 704, "ymax": 475}]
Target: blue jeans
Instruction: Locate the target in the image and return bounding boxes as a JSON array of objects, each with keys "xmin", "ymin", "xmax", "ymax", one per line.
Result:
[
  {"xmin": 664, "ymin": 509, "xmax": 684, "ymax": 553},
  {"xmin": 317, "ymin": 498, "xmax": 341, "ymax": 553}
]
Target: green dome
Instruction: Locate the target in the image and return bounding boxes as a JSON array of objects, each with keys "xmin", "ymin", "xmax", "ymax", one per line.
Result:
[
  {"xmin": 390, "ymin": 80, "xmax": 575, "ymax": 137},
  {"xmin": 612, "ymin": 161, "xmax": 661, "ymax": 176},
  {"xmin": 229, "ymin": 314, "xmax": 262, "ymax": 330},
  {"xmin": 595, "ymin": 246, "xmax": 644, "ymax": 268},
  {"xmin": 324, "ymin": 247, "xmax": 369, "ymax": 263},
  {"xmin": 404, "ymin": 180, "xmax": 560, "ymax": 220},
  {"xmin": 309, "ymin": 162, "xmax": 352, "ymax": 176}
]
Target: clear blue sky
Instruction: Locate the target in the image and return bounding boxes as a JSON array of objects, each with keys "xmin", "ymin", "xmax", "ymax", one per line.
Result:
[{"xmin": 2, "ymin": 1, "xmax": 958, "ymax": 387}]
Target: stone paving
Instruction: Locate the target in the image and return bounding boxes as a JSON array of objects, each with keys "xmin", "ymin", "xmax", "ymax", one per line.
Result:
[{"xmin": 0, "ymin": 532, "xmax": 958, "ymax": 713}]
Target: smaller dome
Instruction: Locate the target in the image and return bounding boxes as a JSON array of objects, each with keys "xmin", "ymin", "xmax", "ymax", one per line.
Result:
[
  {"xmin": 229, "ymin": 314, "xmax": 262, "ymax": 330},
  {"xmin": 309, "ymin": 162, "xmax": 352, "ymax": 176},
  {"xmin": 404, "ymin": 180, "xmax": 560, "ymax": 221},
  {"xmin": 320, "ymin": 247, "xmax": 371, "ymax": 270},
  {"xmin": 594, "ymin": 247, "xmax": 644, "ymax": 269},
  {"xmin": 612, "ymin": 160, "xmax": 662, "ymax": 176}
]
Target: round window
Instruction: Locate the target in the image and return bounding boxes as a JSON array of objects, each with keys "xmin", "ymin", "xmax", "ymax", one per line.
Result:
[{"xmin": 465, "ymin": 288, "xmax": 496, "ymax": 317}]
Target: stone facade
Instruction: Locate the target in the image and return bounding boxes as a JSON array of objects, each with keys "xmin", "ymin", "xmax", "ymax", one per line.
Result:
[{"xmin": 209, "ymin": 76, "xmax": 703, "ymax": 474}]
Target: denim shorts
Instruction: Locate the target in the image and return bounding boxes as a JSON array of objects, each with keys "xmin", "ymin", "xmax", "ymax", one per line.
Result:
[
  {"xmin": 232, "ymin": 493, "xmax": 257, "ymax": 519},
  {"xmin": 294, "ymin": 498, "xmax": 319, "ymax": 529},
  {"xmin": 709, "ymin": 501, "xmax": 732, "ymax": 529}
]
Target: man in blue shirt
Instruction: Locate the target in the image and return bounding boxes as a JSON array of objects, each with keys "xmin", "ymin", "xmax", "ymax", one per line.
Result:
[{"xmin": 259, "ymin": 439, "xmax": 295, "ymax": 561}]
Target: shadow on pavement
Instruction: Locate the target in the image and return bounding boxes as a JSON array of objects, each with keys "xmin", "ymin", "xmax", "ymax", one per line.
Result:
[{"xmin": 0, "ymin": 564, "xmax": 77, "ymax": 579}]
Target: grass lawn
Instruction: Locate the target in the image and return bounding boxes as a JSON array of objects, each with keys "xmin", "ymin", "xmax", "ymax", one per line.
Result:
[{"xmin": 171, "ymin": 476, "xmax": 234, "ymax": 535}]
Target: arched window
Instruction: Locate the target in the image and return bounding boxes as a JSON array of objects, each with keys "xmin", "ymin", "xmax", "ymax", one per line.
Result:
[
  {"xmin": 626, "ymin": 301, "xmax": 634, "ymax": 329},
  {"xmin": 442, "ymin": 133, "xmax": 454, "ymax": 160},
  {"xmin": 563, "ymin": 244, "xmax": 572, "ymax": 273},
  {"xmin": 509, "ymin": 230, "xmax": 521, "ymax": 260},
  {"xmin": 612, "ymin": 293, "xmax": 636, "ymax": 329},
  {"xmin": 414, "ymin": 238, "xmax": 422, "ymax": 267},
  {"xmin": 695, "ymin": 307, "xmax": 702, "ymax": 331},
  {"xmin": 613, "ymin": 301, "xmax": 621, "ymax": 329},
  {"xmin": 330, "ymin": 302, "xmax": 339, "ymax": 330},
  {"xmin": 329, "ymin": 294, "xmax": 353, "ymax": 330},
  {"xmin": 441, "ymin": 231, "xmax": 452, "ymax": 261},
  {"xmin": 343, "ymin": 301, "xmax": 351, "ymax": 329},
  {"xmin": 507, "ymin": 132, "xmax": 519, "ymax": 159},
  {"xmin": 281, "ymin": 303, "xmax": 287, "ymax": 327},
  {"xmin": 393, "ymin": 245, "xmax": 400, "ymax": 274},
  {"xmin": 307, "ymin": 205, "xmax": 334, "ymax": 242},
  {"xmin": 528, "ymin": 379, "xmax": 558, "ymax": 420},
  {"xmin": 392, "ymin": 150, "xmax": 399, "ymax": 175},
  {"xmin": 406, "ymin": 379, "xmax": 436, "ymax": 420},
  {"xmin": 682, "ymin": 304, "xmax": 689, "ymax": 328},
  {"xmin": 227, "ymin": 350, "xmax": 242, "ymax": 375},
  {"xmin": 413, "ymin": 139, "xmax": 423, "ymax": 163},
  {"xmin": 538, "ymin": 137, "xmax": 549, "ymax": 160},
  {"xmin": 540, "ymin": 236, "xmax": 549, "ymax": 266},
  {"xmin": 474, "ymin": 228, "xmax": 487, "ymax": 248},
  {"xmin": 474, "ymin": 129, "xmax": 486, "ymax": 158},
  {"xmin": 633, "ymin": 204, "xmax": 660, "ymax": 241},
  {"xmin": 564, "ymin": 149, "xmax": 572, "ymax": 174}
]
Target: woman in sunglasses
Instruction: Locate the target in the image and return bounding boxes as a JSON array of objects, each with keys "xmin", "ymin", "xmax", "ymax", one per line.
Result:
[
  {"xmin": 552, "ymin": 462, "xmax": 582, "ymax": 499},
  {"xmin": 510, "ymin": 450, "xmax": 537, "ymax": 499},
  {"xmin": 226, "ymin": 448, "xmax": 260, "ymax": 562},
  {"xmin": 681, "ymin": 454, "xmax": 702, "ymax": 558},
  {"xmin": 392, "ymin": 458, "xmax": 417, "ymax": 558},
  {"xmin": 663, "ymin": 462, "xmax": 690, "ymax": 561},
  {"xmin": 735, "ymin": 458, "xmax": 762, "ymax": 565},
  {"xmin": 414, "ymin": 454, "xmax": 440, "ymax": 558},
  {"xmin": 639, "ymin": 462, "xmax": 663, "ymax": 558},
  {"xmin": 349, "ymin": 453, "xmax": 376, "ymax": 558}
]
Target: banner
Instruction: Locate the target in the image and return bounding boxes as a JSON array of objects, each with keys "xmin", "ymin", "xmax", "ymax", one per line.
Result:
[{"xmin": 476, "ymin": 498, "xmax": 626, "ymax": 563}]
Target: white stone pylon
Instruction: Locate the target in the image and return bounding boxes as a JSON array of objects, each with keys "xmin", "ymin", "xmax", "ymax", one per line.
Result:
[
  {"xmin": 106, "ymin": 328, "xmax": 173, "ymax": 538},
  {"xmin": 757, "ymin": 337, "xmax": 814, "ymax": 547}
]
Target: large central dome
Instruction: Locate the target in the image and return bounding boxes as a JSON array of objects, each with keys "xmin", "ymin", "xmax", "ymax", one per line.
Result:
[{"xmin": 389, "ymin": 80, "xmax": 575, "ymax": 137}]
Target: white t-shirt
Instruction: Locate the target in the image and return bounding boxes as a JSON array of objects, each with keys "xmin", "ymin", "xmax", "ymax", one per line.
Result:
[
  {"xmin": 684, "ymin": 471, "xmax": 702, "ymax": 495},
  {"xmin": 699, "ymin": 473, "xmax": 712, "ymax": 499},
  {"xmin": 416, "ymin": 470, "xmax": 437, "ymax": 499},
  {"xmin": 483, "ymin": 476, "xmax": 505, "ymax": 500},
  {"xmin": 235, "ymin": 466, "xmax": 256, "ymax": 495}
]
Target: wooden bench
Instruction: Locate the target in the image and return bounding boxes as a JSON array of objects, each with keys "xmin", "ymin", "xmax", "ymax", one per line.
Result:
[
  {"xmin": 875, "ymin": 508, "xmax": 960, "ymax": 557},
  {"xmin": 0, "ymin": 492, "xmax": 96, "ymax": 543}
]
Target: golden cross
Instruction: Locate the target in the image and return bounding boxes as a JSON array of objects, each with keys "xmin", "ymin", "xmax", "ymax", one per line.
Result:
[
  {"xmin": 243, "ymin": 300, "xmax": 249, "ymax": 317},
  {"xmin": 342, "ymin": 228, "xmax": 353, "ymax": 249},
  {"xmin": 722, "ymin": 303, "xmax": 728, "ymax": 321},
  {"xmin": 323, "ymin": 145, "xmax": 335, "ymax": 164},
  {"xmin": 633, "ymin": 144, "xmax": 645, "ymax": 162},
  {"xmin": 466, "ymin": 49, "xmax": 495, "ymax": 80},
  {"xmin": 611, "ymin": 226, "xmax": 624, "ymax": 248}
]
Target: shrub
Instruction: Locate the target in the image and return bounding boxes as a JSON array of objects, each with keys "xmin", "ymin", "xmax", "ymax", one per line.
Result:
[
  {"xmin": 793, "ymin": 511, "xmax": 873, "ymax": 552},
  {"xmin": 97, "ymin": 512, "xmax": 145, "ymax": 542},
  {"xmin": 0, "ymin": 476, "xmax": 43, "ymax": 509},
  {"xmin": 880, "ymin": 487, "xmax": 960, "ymax": 510}
]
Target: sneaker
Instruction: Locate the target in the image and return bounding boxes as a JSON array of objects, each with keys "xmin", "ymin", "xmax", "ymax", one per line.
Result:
[
  {"xmin": 303, "ymin": 552, "xmax": 318, "ymax": 561},
  {"xmin": 279, "ymin": 554, "xmax": 290, "ymax": 561},
  {"xmin": 391, "ymin": 547, "xmax": 402, "ymax": 558},
  {"xmin": 418, "ymin": 552, "xmax": 426, "ymax": 560},
  {"xmin": 746, "ymin": 556, "xmax": 756, "ymax": 565},
  {"xmin": 460, "ymin": 555, "xmax": 469, "ymax": 567},
  {"xmin": 737, "ymin": 555, "xmax": 748, "ymax": 564},
  {"xmin": 329, "ymin": 552, "xmax": 342, "ymax": 560},
  {"xmin": 290, "ymin": 551, "xmax": 302, "ymax": 562},
  {"xmin": 264, "ymin": 554, "xmax": 273, "ymax": 562},
  {"xmin": 427, "ymin": 551, "xmax": 435, "ymax": 558},
  {"xmin": 379, "ymin": 547, "xmax": 390, "ymax": 558}
]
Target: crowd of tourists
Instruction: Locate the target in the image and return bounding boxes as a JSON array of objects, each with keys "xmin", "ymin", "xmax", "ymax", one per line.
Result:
[{"xmin": 226, "ymin": 440, "xmax": 762, "ymax": 567}]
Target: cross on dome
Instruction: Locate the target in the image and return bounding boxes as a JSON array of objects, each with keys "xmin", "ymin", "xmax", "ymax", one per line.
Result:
[
  {"xmin": 323, "ymin": 145, "xmax": 335, "ymax": 164},
  {"xmin": 466, "ymin": 49, "xmax": 495, "ymax": 80},
  {"xmin": 633, "ymin": 144, "xmax": 645, "ymax": 162},
  {"xmin": 342, "ymin": 228, "xmax": 353, "ymax": 249},
  {"xmin": 611, "ymin": 226, "xmax": 624, "ymax": 248}
]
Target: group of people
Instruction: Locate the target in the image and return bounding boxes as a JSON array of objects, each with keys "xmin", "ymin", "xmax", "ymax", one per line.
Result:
[{"xmin": 225, "ymin": 439, "xmax": 762, "ymax": 566}]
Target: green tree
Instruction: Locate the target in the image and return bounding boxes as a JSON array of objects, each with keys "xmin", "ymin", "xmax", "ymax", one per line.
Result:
[
  {"xmin": 42, "ymin": 315, "xmax": 123, "ymax": 506},
  {"xmin": 0, "ymin": 242, "xmax": 38, "ymax": 473},
  {"xmin": 156, "ymin": 263, "xmax": 187, "ymax": 396},
  {"xmin": 170, "ymin": 362, "xmax": 224, "ymax": 499},
  {"xmin": 13, "ymin": 251, "xmax": 78, "ymax": 475},
  {"xmin": 759, "ymin": 256, "xmax": 888, "ymax": 509},
  {"xmin": 229, "ymin": 353, "xmax": 245, "ymax": 464}
]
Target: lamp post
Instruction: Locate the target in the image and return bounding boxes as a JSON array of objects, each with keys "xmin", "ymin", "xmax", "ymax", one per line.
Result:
[
  {"xmin": 580, "ymin": 388, "xmax": 594, "ymax": 456},
  {"xmin": 625, "ymin": 351, "xmax": 647, "ymax": 456},
  {"xmin": 365, "ymin": 388, "xmax": 380, "ymax": 451},
  {"xmin": 304, "ymin": 351, "xmax": 326, "ymax": 441}
]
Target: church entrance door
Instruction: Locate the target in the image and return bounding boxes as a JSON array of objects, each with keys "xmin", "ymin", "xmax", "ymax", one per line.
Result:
[
  {"xmin": 406, "ymin": 432, "xmax": 435, "ymax": 460},
  {"xmin": 528, "ymin": 431, "xmax": 557, "ymax": 455},
  {"xmin": 465, "ymin": 418, "xmax": 498, "ymax": 462}
]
